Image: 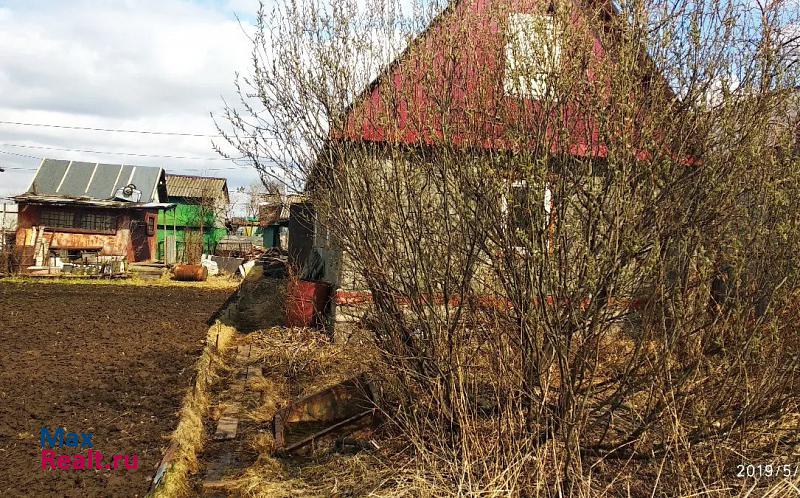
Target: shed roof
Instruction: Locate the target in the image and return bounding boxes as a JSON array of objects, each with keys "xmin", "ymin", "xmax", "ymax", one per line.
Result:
[
  {"xmin": 165, "ymin": 174, "xmax": 229, "ymax": 202},
  {"xmin": 13, "ymin": 193, "xmax": 173, "ymax": 209},
  {"xmin": 24, "ymin": 158, "xmax": 167, "ymax": 203}
]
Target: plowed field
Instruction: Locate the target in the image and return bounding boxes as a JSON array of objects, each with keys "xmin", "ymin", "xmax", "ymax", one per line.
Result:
[{"xmin": 0, "ymin": 281, "xmax": 233, "ymax": 497}]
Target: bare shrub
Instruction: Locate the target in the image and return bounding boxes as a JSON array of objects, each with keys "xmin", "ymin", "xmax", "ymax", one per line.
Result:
[{"xmin": 217, "ymin": 0, "xmax": 800, "ymax": 494}]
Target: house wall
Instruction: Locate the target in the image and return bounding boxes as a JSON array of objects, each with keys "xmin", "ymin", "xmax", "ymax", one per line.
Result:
[
  {"xmin": 15, "ymin": 203, "xmax": 158, "ymax": 263},
  {"xmin": 310, "ymin": 153, "xmax": 427, "ymax": 322},
  {"xmin": 312, "ymin": 149, "xmax": 610, "ymax": 323},
  {"xmin": 156, "ymin": 202, "xmax": 227, "ymax": 260},
  {"xmin": 157, "ymin": 201, "xmax": 222, "ymax": 229},
  {"xmin": 156, "ymin": 227, "xmax": 228, "ymax": 260}
]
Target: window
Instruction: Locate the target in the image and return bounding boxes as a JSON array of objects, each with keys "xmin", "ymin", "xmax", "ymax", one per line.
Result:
[
  {"xmin": 503, "ymin": 180, "xmax": 554, "ymax": 235},
  {"xmin": 504, "ymin": 13, "xmax": 561, "ymax": 98},
  {"xmin": 507, "ymin": 180, "xmax": 533, "ymax": 232},
  {"xmin": 40, "ymin": 210, "xmax": 74, "ymax": 230},
  {"xmin": 40, "ymin": 209, "xmax": 116, "ymax": 234},
  {"xmin": 80, "ymin": 212, "xmax": 115, "ymax": 232}
]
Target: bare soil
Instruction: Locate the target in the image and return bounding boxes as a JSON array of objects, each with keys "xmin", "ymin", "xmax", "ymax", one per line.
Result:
[{"xmin": 0, "ymin": 281, "xmax": 233, "ymax": 497}]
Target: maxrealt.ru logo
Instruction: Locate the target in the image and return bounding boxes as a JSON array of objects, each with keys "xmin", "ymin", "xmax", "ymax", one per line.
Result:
[{"xmin": 40, "ymin": 427, "xmax": 138, "ymax": 471}]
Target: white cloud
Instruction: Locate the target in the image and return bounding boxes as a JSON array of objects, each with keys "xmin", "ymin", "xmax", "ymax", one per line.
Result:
[{"xmin": 0, "ymin": 0, "xmax": 263, "ymax": 202}]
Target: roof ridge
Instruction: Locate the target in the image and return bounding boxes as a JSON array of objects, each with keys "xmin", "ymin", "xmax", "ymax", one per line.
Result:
[{"xmin": 165, "ymin": 173, "xmax": 227, "ymax": 181}]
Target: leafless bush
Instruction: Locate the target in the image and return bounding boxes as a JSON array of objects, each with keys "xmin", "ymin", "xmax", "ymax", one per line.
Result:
[{"xmin": 217, "ymin": 0, "xmax": 800, "ymax": 494}]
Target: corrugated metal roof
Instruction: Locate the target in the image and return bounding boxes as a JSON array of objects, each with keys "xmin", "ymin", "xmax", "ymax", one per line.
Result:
[
  {"xmin": 13, "ymin": 193, "xmax": 174, "ymax": 209},
  {"xmin": 165, "ymin": 174, "xmax": 229, "ymax": 201},
  {"xmin": 25, "ymin": 158, "xmax": 166, "ymax": 203}
]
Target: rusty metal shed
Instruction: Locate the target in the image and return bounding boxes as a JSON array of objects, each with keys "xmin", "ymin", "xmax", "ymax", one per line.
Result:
[{"xmin": 13, "ymin": 158, "xmax": 173, "ymax": 271}]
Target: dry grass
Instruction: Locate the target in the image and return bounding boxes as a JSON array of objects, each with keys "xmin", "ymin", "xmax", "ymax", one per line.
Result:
[
  {"xmin": 145, "ymin": 270, "xmax": 799, "ymax": 497},
  {"xmin": 149, "ymin": 320, "xmax": 238, "ymax": 498},
  {"xmin": 247, "ymin": 327, "xmax": 378, "ymax": 399},
  {"xmin": 194, "ymin": 325, "xmax": 390, "ymax": 497},
  {"xmin": 1, "ymin": 274, "xmax": 241, "ymax": 289},
  {"xmin": 221, "ymin": 449, "xmax": 392, "ymax": 497},
  {"xmin": 152, "ymin": 317, "xmax": 800, "ymax": 497}
]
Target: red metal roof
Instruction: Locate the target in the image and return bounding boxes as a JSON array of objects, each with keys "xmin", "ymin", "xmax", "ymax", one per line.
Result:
[{"xmin": 337, "ymin": 0, "xmax": 665, "ymax": 157}]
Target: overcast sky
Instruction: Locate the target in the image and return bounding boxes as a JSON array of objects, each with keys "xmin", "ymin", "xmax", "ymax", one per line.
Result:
[
  {"xmin": 0, "ymin": 0, "xmax": 263, "ymax": 211},
  {"xmin": 1, "ymin": 0, "xmax": 796, "ymax": 209}
]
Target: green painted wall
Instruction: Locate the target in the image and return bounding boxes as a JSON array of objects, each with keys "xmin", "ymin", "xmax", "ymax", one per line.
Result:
[
  {"xmin": 156, "ymin": 227, "xmax": 228, "ymax": 260},
  {"xmin": 156, "ymin": 201, "xmax": 228, "ymax": 260},
  {"xmin": 157, "ymin": 202, "xmax": 218, "ymax": 228}
]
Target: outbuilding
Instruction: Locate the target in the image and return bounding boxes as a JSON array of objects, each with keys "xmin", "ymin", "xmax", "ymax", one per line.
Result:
[
  {"xmin": 13, "ymin": 158, "xmax": 173, "ymax": 272},
  {"xmin": 157, "ymin": 174, "xmax": 229, "ymax": 263}
]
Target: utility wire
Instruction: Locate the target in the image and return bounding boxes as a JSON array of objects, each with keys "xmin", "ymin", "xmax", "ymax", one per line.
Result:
[
  {"xmin": 0, "ymin": 120, "xmax": 222, "ymax": 138},
  {"xmin": 0, "ymin": 143, "xmax": 235, "ymax": 161},
  {"xmin": 1, "ymin": 146, "xmax": 284, "ymax": 171},
  {"xmin": 0, "ymin": 149, "xmax": 42, "ymax": 160},
  {"xmin": 0, "ymin": 120, "xmax": 282, "ymax": 141}
]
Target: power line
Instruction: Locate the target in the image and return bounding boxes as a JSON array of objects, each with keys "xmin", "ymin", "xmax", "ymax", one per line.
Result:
[
  {"xmin": 2, "ymin": 146, "xmax": 287, "ymax": 170},
  {"xmin": 0, "ymin": 153, "xmax": 258, "ymax": 174},
  {"xmin": 0, "ymin": 149, "xmax": 42, "ymax": 160},
  {"xmin": 0, "ymin": 143, "xmax": 235, "ymax": 161},
  {"xmin": 0, "ymin": 120, "xmax": 222, "ymax": 138},
  {"xmin": 0, "ymin": 119, "xmax": 283, "ymax": 141},
  {"xmin": 0, "ymin": 145, "xmax": 287, "ymax": 177}
]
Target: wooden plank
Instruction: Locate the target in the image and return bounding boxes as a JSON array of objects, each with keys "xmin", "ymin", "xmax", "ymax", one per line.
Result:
[
  {"xmin": 202, "ymin": 450, "xmax": 236, "ymax": 490},
  {"xmin": 213, "ymin": 403, "xmax": 241, "ymax": 440},
  {"xmin": 273, "ymin": 411, "xmax": 285, "ymax": 449},
  {"xmin": 282, "ymin": 409, "xmax": 374, "ymax": 453},
  {"xmin": 165, "ymin": 235, "xmax": 176, "ymax": 265},
  {"xmin": 235, "ymin": 344, "xmax": 251, "ymax": 363},
  {"xmin": 149, "ymin": 441, "xmax": 179, "ymax": 493},
  {"xmin": 213, "ymin": 416, "xmax": 239, "ymax": 440}
]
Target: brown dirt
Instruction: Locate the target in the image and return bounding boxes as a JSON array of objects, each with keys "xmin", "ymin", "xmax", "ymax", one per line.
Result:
[{"xmin": 0, "ymin": 281, "xmax": 233, "ymax": 497}]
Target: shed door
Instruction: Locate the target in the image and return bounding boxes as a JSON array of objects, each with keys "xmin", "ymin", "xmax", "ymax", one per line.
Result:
[{"xmin": 131, "ymin": 213, "xmax": 154, "ymax": 262}]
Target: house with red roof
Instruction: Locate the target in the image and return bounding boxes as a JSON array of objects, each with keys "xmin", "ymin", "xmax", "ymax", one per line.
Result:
[{"xmin": 299, "ymin": 0, "xmax": 675, "ymax": 322}]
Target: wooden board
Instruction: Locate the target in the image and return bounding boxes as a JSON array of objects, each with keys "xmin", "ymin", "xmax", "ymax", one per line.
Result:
[{"xmin": 213, "ymin": 403, "xmax": 241, "ymax": 440}]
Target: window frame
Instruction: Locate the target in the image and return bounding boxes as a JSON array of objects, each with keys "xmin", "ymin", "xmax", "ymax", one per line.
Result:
[
  {"xmin": 39, "ymin": 208, "xmax": 117, "ymax": 235},
  {"xmin": 503, "ymin": 13, "xmax": 562, "ymax": 99},
  {"xmin": 501, "ymin": 179, "xmax": 556, "ymax": 253}
]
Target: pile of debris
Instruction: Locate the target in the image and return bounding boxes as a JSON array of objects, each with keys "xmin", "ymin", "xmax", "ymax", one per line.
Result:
[{"xmin": 215, "ymin": 235, "xmax": 266, "ymax": 259}]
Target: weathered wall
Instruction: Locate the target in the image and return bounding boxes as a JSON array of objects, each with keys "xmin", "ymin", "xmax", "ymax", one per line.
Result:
[
  {"xmin": 313, "ymin": 149, "xmax": 599, "ymax": 323},
  {"xmin": 155, "ymin": 226, "xmax": 228, "ymax": 260},
  {"xmin": 15, "ymin": 203, "xmax": 158, "ymax": 262}
]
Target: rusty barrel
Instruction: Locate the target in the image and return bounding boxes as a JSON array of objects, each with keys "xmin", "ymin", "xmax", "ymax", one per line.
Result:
[
  {"xmin": 172, "ymin": 264, "xmax": 208, "ymax": 281},
  {"xmin": 286, "ymin": 279, "xmax": 331, "ymax": 328}
]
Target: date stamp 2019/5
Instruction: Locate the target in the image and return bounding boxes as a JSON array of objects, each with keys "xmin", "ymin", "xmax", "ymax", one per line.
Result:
[{"xmin": 736, "ymin": 463, "xmax": 799, "ymax": 479}]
